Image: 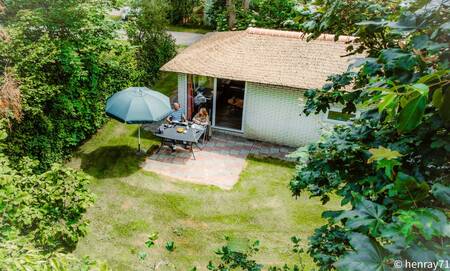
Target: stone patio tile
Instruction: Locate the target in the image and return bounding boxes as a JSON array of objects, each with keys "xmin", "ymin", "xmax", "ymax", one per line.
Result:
[{"xmin": 142, "ymin": 132, "xmax": 295, "ymax": 189}]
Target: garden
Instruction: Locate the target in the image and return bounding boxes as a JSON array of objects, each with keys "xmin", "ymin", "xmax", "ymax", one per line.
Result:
[
  {"xmin": 68, "ymin": 118, "xmax": 341, "ymax": 270},
  {"xmin": 1, "ymin": 0, "xmax": 448, "ymax": 270}
]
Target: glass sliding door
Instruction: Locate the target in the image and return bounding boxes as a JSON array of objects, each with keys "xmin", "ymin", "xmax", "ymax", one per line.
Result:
[
  {"xmin": 213, "ymin": 78, "xmax": 245, "ymax": 131},
  {"xmin": 186, "ymin": 74, "xmax": 214, "ymax": 121}
]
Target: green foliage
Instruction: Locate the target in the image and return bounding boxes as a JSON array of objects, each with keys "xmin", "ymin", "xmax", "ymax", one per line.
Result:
[
  {"xmin": 293, "ymin": 0, "xmax": 400, "ymax": 56},
  {"xmin": 0, "ymin": 154, "xmax": 95, "ymax": 252},
  {"xmin": 126, "ymin": 0, "xmax": 177, "ymax": 86},
  {"xmin": 252, "ymin": 0, "xmax": 296, "ymax": 28},
  {"xmin": 0, "ymin": 0, "xmax": 156, "ymax": 268},
  {"xmin": 207, "ymin": 238, "xmax": 263, "ymax": 271},
  {"xmin": 0, "ymin": 120, "xmax": 96, "ymax": 267},
  {"xmin": 208, "ymin": 236, "xmax": 307, "ymax": 271},
  {"xmin": 1, "ymin": 0, "xmax": 140, "ymax": 168},
  {"xmin": 214, "ymin": 0, "xmax": 297, "ymax": 31},
  {"xmin": 145, "ymin": 232, "xmax": 159, "ymax": 248},
  {"xmin": 204, "ymin": 0, "xmax": 226, "ymax": 28},
  {"xmin": 168, "ymin": 0, "xmax": 202, "ymax": 25},
  {"xmin": 307, "ymin": 224, "xmax": 348, "ymax": 270},
  {"xmin": 165, "ymin": 240, "xmax": 176, "ymax": 252},
  {"xmin": 290, "ymin": 0, "xmax": 450, "ymax": 270},
  {"xmin": 0, "ymin": 234, "xmax": 110, "ymax": 271},
  {"xmin": 334, "ymin": 232, "xmax": 390, "ymax": 271}
]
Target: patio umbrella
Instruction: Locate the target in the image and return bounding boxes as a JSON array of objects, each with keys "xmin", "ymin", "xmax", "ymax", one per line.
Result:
[{"xmin": 106, "ymin": 87, "xmax": 171, "ymax": 153}]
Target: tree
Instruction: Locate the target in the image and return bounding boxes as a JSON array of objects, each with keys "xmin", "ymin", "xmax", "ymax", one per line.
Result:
[
  {"xmin": 243, "ymin": 0, "xmax": 250, "ymax": 10},
  {"xmin": 0, "ymin": 0, "xmax": 135, "ymax": 265},
  {"xmin": 290, "ymin": 0, "xmax": 449, "ymax": 270},
  {"xmin": 0, "ymin": 0, "xmax": 140, "ymax": 168},
  {"xmin": 168, "ymin": 0, "xmax": 200, "ymax": 25},
  {"xmin": 126, "ymin": 0, "xmax": 176, "ymax": 86},
  {"xmin": 227, "ymin": 0, "xmax": 237, "ymax": 29},
  {"xmin": 211, "ymin": 0, "xmax": 298, "ymax": 31},
  {"xmin": 204, "ymin": 0, "xmax": 226, "ymax": 28}
]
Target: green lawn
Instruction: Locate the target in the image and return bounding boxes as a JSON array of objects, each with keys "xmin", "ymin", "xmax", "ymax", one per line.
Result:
[
  {"xmin": 70, "ymin": 68, "xmax": 340, "ymax": 269},
  {"xmin": 151, "ymin": 71, "xmax": 178, "ymax": 97},
  {"xmin": 69, "ymin": 120, "xmax": 341, "ymax": 270}
]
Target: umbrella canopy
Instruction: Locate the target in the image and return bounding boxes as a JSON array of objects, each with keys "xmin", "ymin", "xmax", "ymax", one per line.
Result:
[{"xmin": 106, "ymin": 87, "xmax": 171, "ymax": 124}]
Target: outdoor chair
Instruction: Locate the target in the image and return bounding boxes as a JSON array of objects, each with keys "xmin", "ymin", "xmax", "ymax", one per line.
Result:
[{"xmin": 192, "ymin": 122, "xmax": 210, "ymax": 144}]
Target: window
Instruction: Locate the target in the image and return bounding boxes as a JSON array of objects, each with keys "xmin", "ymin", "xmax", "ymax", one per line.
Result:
[{"xmin": 326, "ymin": 110, "xmax": 356, "ymax": 122}]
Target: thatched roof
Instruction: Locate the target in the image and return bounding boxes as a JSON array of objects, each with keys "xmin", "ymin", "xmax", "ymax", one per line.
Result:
[{"xmin": 161, "ymin": 28, "xmax": 357, "ymax": 90}]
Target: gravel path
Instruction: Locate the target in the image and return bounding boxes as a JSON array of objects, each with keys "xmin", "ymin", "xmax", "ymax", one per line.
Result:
[
  {"xmin": 116, "ymin": 30, "xmax": 206, "ymax": 46},
  {"xmin": 168, "ymin": 31, "xmax": 206, "ymax": 46}
]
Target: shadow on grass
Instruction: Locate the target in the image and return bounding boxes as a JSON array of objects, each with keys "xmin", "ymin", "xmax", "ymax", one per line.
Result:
[
  {"xmin": 80, "ymin": 145, "xmax": 146, "ymax": 179},
  {"xmin": 246, "ymin": 154, "xmax": 296, "ymax": 168}
]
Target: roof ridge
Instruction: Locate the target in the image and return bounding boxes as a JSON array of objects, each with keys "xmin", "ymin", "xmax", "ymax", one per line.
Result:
[{"xmin": 246, "ymin": 27, "xmax": 355, "ymax": 43}]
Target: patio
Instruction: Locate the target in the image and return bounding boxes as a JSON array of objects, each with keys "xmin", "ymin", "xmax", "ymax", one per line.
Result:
[{"xmin": 141, "ymin": 132, "xmax": 295, "ymax": 189}]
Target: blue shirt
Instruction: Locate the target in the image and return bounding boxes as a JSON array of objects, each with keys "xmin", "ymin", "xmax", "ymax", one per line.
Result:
[{"xmin": 168, "ymin": 108, "xmax": 185, "ymax": 122}]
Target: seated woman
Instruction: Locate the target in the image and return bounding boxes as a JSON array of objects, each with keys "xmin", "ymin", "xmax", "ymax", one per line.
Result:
[{"xmin": 192, "ymin": 107, "xmax": 209, "ymax": 126}]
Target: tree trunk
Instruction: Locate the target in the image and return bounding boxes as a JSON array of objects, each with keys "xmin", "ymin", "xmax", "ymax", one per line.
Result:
[
  {"xmin": 226, "ymin": 0, "xmax": 236, "ymax": 29},
  {"xmin": 243, "ymin": 0, "xmax": 250, "ymax": 10}
]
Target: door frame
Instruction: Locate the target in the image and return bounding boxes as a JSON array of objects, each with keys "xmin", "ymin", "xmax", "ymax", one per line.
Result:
[{"xmin": 211, "ymin": 78, "xmax": 246, "ymax": 133}]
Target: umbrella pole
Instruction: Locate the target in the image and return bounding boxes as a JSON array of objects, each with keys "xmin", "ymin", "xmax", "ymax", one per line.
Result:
[{"xmin": 138, "ymin": 125, "xmax": 141, "ymax": 152}]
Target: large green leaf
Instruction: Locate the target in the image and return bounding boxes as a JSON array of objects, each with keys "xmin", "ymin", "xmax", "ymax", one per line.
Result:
[
  {"xmin": 378, "ymin": 93, "xmax": 397, "ymax": 115},
  {"xmin": 411, "ymin": 83, "xmax": 429, "ymax": 96},
  {"xmin": 335, "ymin": 233, "xmax": 391, "ymax": 271},
  {"xmin": 367, "ymin": 146, "xmax": 402, "ymax": 163},
  {"xmin": 396, "ymin": 209, "xmax": 450, "ymax": 241},
  {"xmin": 389, "ymin": 172, "xmax": 429, "ymax": 208},
  {"xmin": 367, "ymin": 146, "xmax": 402, "ymax": 179},
  {"xmin": 336, "ymin": 199, "xmax": 386, "ymax": 235},
  {"xmin": 397, "ymin": 94, "xmax": 427, "ymax": 133}
]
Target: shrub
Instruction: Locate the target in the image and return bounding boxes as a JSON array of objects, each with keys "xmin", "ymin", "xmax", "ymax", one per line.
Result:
[
  {"xmin": 1, "ymin": 0, "xmax": 140, "ymax": 169},
  {"xmin": 213, "ymin": 0, "xmax": 297, "ymax": 31},
  {"xmin": 290, "ymin": 0, "xmax": 450, "ymax": 270},
  {"xmin": 0, "ymin": 234, "xmax": 109, "ymax": 270},
  {"xmin": 0, "ymin": 155, "xmax": 95, "ymax": 252},
  {"xmin": 126, "ymin": 0, "xmax": 177, "ymax": 86}
]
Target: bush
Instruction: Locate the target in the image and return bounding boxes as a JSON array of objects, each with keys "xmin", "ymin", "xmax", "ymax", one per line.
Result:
[
  {"xmin": 0, "ymin": 234, "xmax": 109, "ymax": 270},
  {"xmin": 204, "ymin": 0, "xmax": 226, "ymax": 28},
  {"xmin": 1, "ymin": 0, "xmax": 140, "ymax": 169},
  {"xmin": 0, "ymin": 155, "xmax": 95, "ymax": 252},
  {"xmin": 290, "ymin": 0, "xmax": 450, "ymax": 270},
  {"xmin": 126, "ymin": 0, "xmax": 177, "ymax": 86},
  {"xmin": 212, "ymin": 0, "xmax": 297, "ymax": 31},
  {"xmin": 253, "ymin": 0, "xmax": 296, "ymax": 28}
]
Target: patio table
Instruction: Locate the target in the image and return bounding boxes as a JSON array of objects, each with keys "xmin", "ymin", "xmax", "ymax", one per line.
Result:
[{"xmin": 154, "ymin": 124, "xmax": 205, "ymax": 160}]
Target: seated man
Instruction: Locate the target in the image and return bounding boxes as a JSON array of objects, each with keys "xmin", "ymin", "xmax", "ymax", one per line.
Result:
[
  {"xmin": 165, "ymin": 102, "xmax": 186, "ymax": 151},
  {"xmin": 166, "ymin": 102, "xmax": 186, "ymax": 123}
]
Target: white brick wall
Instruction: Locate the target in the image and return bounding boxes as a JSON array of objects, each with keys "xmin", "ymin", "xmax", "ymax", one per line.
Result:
[
  {"xmin": 177, "ymin": 73, "xmax": 187, "ymax": 108},
  {"xmin": 243, "ymin": 82, "xmax": 327, "ymax": 147}
]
